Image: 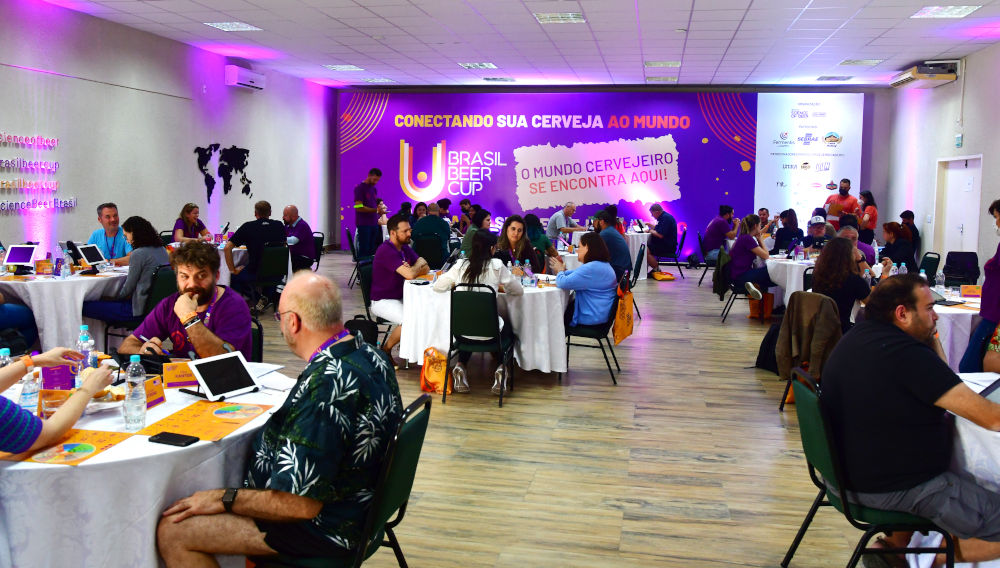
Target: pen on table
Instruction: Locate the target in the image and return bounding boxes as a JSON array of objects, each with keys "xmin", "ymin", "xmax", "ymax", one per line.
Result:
[{"xmin": 139, "ymin": 335, "xmax": 170, "ymax": 356}]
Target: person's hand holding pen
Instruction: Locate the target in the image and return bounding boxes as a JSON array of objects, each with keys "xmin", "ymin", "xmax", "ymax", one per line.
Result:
[{"xmin": 138, "ymin": 335, "xmax": 171, "ymax": 356}]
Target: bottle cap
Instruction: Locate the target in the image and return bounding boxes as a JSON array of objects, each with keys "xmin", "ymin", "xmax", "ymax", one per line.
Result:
[
  {"xmin": 0, "ymin": 348, "xmax": 9, "ymax": 356},
  {"xmin": 130, "ymin": 355, "xmax": 141, "ymax": 363},
  {"xmin": 80, "ymin": 324, "xmax": 89, "ymax": 330}
]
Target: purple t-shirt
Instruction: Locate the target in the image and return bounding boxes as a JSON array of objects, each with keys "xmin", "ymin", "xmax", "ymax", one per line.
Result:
[
  {"xmin": 132, "ymin": 286, "xmax": 253, "ymax": 359},
  {"xmin": 704, "ymin": 215, "xmax": 732, "ymax": 252},
  {"xmin": 0, "ymin": 397, "xmax": 42, "ymax": 453},
  {"xmin": 285, "ymin": 218, "xmax": 315, "ymax": 259},
  {"xmin": 729, "ymin": 234, "xmax": 760, "ymax": 279},
  {"xmin": 371, "ymin": 241, "xmax": 419, "ymax": 301},
  {"xmin": 982, "ymin": 242, "xmax": 1000, "ymax": 323},
  {"xmin": 353, "ymin": 182, "xmax": 378, "ymax": 226},
  {"xmin": 857, "ymin": 241, "xmax": 876, "ymax": 266},
  {"xmin": 173, "ymin": 218, "xmax": 207, "ymax": 239}
]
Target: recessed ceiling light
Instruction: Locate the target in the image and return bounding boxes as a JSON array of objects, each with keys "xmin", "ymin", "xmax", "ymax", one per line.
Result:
[
  {"xmin": 483, "ymin": 77, "xmax": 515, "ymax": 82},
  {"xmin": 324, "ymin": 64, "xmax": 364, "ymax": 71},
  {"xmin": 910, "ymin": 5, "xmax": 981, "ymax": 18},
  {"xmin": 817, "ymin": 75, "xmax": 853, "ymax": 81},
  {"xmin": 363, "ymin": 78, "xmax": 395, "ymax": 83},
  {"xmin": 675, "ymin": 28, "xmax": 687, "ymax": 33},
  {"xmin": 459, "ymin": 62, "xmax": 498, "ymax": 69},
  {"xmin": 839, "ymin": 59, "xmax": 884, "ymax": 66},
  {"xmin": 533, "ymin": 12, "xmax": 586, "ymax": 24},
  {"xmin": 203, "ymin": 22, "xmax": 262, "ymax": 32},
  {"xmin": 645, "ymin": 61, "xmax": 681, "ymax": 68},
  {"xmin": 646, "ymin": 76, "xmax": 679, "ymax": 82}
]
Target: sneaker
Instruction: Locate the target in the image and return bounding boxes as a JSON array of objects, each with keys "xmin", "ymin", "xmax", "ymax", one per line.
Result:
[
  {"xmin": 744, "ymin": 282, "xmax": 763, "ymax": 300},
  {"xmin": 253, "ymin": 296, "xmax": 271, "ymax": 313},
  {"xmin": 491, "ymin": 366, "xmax": 507, "ymax": 395},
  {"xmin": 451, "ymin": 363, "xmax": 470, "ymax": 393}
]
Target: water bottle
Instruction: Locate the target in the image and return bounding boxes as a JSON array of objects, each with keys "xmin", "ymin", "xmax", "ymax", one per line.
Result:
[
  {"xmin": 523, "ymin": 259, "xmax": 534, "ymax": 283},
  {"xmin": 863, "ymin": 269, "xmax": 871, "ymax": 287},
  {"xmin": 123, "ymin": 355, "xmax": 147, "ymax": 432},
  {"xmin": 60, "ymin": 250, "xmax": 71, "ymax": 279},
  {"xmin": 936, "ymin": 270, "xmax": 946, "ymax": 292},
  {"xmin": 898, "ymin": 263, "xmax": 908, "ymax": 276},
  {"xmin": 19, "ymin": 372, "xmax": 40, "ymax": 416},
  {"xmin": 889, "ymin": 263, "xmax": 898, "ymax": 277},
  {"xmin": 0, "ymin": 245, "xmax": 5, "ymax": 274},
  {"xmin": 74, "ymin": 325, "xmax": 94, "ymax": 388},
  {"xmin": 919, "ymin": 269, "xmax": 927, "ymax": 281}
]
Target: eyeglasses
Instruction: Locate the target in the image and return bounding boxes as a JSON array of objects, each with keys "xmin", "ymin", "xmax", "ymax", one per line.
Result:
[{"xmin": 274, "ymin": 310, "xmax": 298, "ymax": 323}]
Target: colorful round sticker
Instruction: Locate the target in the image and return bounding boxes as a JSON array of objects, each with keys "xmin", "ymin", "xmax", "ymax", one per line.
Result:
[
  {"xmin": 212, "ymin": 404, "xmax": 264, "ymax": 420},
  {"xmin": 33, "ymin": 443, "xmax": 97, "ymax": 464}
]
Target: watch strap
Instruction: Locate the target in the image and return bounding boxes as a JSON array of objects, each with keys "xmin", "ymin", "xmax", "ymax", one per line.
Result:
[{"xmin": 222, "ymin": 487, "xmax": 239, "ymax": 513}]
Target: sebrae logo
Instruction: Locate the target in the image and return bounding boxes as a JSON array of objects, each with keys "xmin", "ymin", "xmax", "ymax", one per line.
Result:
[
  {"xmin": 399, "ymin": 139, "xmax": 446, "ymax": 201},
  {"xmin": 797, "ymin": 132, "xmax": 820, "ymax": 145}
]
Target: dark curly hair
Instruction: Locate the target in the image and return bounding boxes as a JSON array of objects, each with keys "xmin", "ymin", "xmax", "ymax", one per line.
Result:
[
  {"xmin": 121, "ymin": 216, "xmax": 162, "ymax": 249},
  {"xmin": 170, "ymin": 240, "xmax": 220, "ymax": 273}
]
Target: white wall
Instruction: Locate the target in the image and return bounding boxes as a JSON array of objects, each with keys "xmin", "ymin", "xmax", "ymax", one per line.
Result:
[
  {"xmin": 0, "ymin": 0, "xmax": 333, "ymax": 256},
  {"xmin": 886, "ymin": 46, "xmax": 1000, "ymax": 265}
]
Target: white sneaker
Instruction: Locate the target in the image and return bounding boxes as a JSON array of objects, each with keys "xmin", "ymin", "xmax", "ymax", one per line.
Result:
[
  {"xmin": 491, "ymin": 366, "xmax": 507, "ymax": 395},
  {"xmin": 744, "ymin": 281, "xmax": 763, "ymax": 300},
  {"xmin": 451, "ymin": 363, "xmax": 470, "ymax": 393}
]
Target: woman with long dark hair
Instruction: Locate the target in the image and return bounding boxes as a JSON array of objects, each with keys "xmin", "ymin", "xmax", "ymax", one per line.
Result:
[
  {"xmin": 409, "ymin": 201, "xmax": 427, "ymax": 226},
  {"xmin": 434, "ymin": 229, "xmax": 521, "ymax": 393},
  {"xmin": 812, "ymin": 237, "xmax": 871, "ymax": 333},
  {"xmin": 770, "ymin": 209, "xmax": 804, "ymax": 254},
  {"xmin": 524, "ymin": 214, "xmax": 558, "ymax": 269},
  {"xmin": 495, "ymin": 215, "xmax": 543, "ymax": 274},
  {"xmin": 730, "ymin": 214, "xmax": 776, "ymax": 300},
  {"xmin": 552, "ymin": 232, "xmax": 618, "ymax": 327},
  {"xmin": 460, "ymin": 208, "xmax": 491, "ymax": 255},
  {"xmin": 857, "ymin": 190, "xmax": 878, "ymax": 244},
  {"xmin": 879, "ymin": 222, "xmax": 916, "ymax": 273},
  {"xmin": 173, "ymin": 203, "xmax": 211, "ymax": 243},
  {"xmin": 83, "ymin": 216, "xmax": 169, "ymax": 319}
]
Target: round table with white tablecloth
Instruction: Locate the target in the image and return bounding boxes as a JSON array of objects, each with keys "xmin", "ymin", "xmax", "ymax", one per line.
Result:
[
  {"xmin": 934, "ymin": 299, "xmax": 982, "ymax": 372},
  {"xmin": 765, "ymin": 258, "xmax": 814, "ymax": 305},
  {"xmin": 217, "ymin": 246, "xmax": 248, "ymax": 286},
  {"xmin": 558, "ymin": 251, "xmax": 581, "ymax": 271},
  {"xmin": 0, "ymin": 271, "xmax": 127, "ymax": 350},
  {"xmin": 0, "ymin": 373, "xmax": 290, "ymax": 568},
  {"xmin": 570, "ymin": 230, "xmax": 650, "ymax": 280},
  {"xmin": 398, "ymin": 280, "xmax": 571, "ymax": 373}
]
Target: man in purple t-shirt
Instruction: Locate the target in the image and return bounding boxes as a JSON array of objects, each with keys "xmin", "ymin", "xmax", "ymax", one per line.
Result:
[
  {"xmin": 120, "ymin": 241, "xmax": 253, "ymax": 359},
  {"xmin": 354, "ymin": 168, "xmax": 382, "ymax": 258},
  {"xmin": 370, "ymin": 214, "xmax": 429, "ymax": 360},
  {"xmin": 703, "ymin": 204, "xmax": 737, "ymax": 262},
  {"xmin": 282, "ymin": 205, "xmax": 315, "ymax": 272}
]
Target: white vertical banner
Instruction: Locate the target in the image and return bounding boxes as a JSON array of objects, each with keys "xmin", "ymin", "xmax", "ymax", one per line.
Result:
[{"xmin": 754, "ymin": 93, "xmax": 864, "ymax": 221}]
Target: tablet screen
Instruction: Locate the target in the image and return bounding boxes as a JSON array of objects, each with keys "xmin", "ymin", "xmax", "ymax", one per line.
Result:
[
  {"xmin": 189, "ymin": 352, "xmax": 257, "ymax": 397},
  {"xmin": 4, "ymin": 245, "xmax": 35, "ymax": 265},
  {"xmin": 78, "ymin": 244, "xmax": 106, "ymax": 265}
]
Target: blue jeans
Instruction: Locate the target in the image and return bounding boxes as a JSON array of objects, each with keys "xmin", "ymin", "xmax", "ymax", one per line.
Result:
[
  {"xmin": 733, "ymin": 266, "xmax": 775, "ymax": 288},
  {"xmin": 356, "ymin": 225, "xmax": 381, "ymax": 258},
  {"xmin": 82, "ymin": 299, "xmax": 136, "ymax": 321},
  {"xmin": 959, "ymin": 318, "xmax": 997, "ymax": 373},
  {"xmin": 0, "ymin": 303, "xmax": 38, "ymax": 348},
  {"xmin": 705, "ymin": 248, "xmax": 720, "ymax": 263}
]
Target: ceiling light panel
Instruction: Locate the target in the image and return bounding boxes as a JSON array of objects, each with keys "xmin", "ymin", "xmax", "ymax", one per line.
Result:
[
  {"xmin": 839, "ymin": 59, "xmax": 885, "ymax": 66},
  {"xmin": 324, "ymin": 64, "xmax": 364, "ymax": 71},
  {"xmin": 458, "ymin": 62, "xmax": 498, "ymax": 69},
  {"xmin": 910, "ymin": 6, "xmax": 982, "ymax": 18},
  {"xmin": 533, "ymin": 12, "xmax": 586, "ymax": 24},
  {"xmin": 203, "ymin": 22, "xmax": 262, "ymax": 32}
]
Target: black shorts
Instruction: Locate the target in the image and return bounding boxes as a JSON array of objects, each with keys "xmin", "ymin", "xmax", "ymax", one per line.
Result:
[{"xmin": 255, "ymin": 519, "xmax": 353, "ymax": 558}]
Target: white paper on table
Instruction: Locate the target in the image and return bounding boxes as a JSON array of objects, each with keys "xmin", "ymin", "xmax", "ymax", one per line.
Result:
[{"xmin": 246, "ymin": 362, "xmax": 284, "ymax": 379}]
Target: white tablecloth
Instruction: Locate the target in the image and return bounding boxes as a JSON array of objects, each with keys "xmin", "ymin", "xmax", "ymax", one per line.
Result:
[
  {"xmin": 559, "ymin": 252, "xmax": 581, "ymax": 271},
  {"xmin": 765, "ymin": 258, "xmax": 814, "ymax": 305},
  {"xmin": 217, "ymin": 247, "xmax": 248, "ymax": 287},
  {"xmin": 0, "ymin": 272, "xmax": 127, "ymax": 350},
  {"xmin": 0, "ymin": 374, "xmax": 291, "ymax": 568},
  {"xmin": 398, "ymin": 281, "xmax": 571, "ymax": 372},
  {"xmin": 570, "ymin": 231, "xmax": 649, "ymax": 280},
  {"xmin": 935, "ymin": 300, "xmax": 982, "ymax": 372}
]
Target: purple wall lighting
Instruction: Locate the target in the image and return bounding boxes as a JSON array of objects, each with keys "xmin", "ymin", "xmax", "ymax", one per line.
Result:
[{"xmin": 191, "ymin": 43, "xmax": 283, "ymax": 61}]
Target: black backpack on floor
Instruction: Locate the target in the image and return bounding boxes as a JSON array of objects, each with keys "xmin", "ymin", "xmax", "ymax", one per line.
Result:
[
  {"xmin": 0, "ymin": 328, "xmax": 30, "ymax": 357},
  {"xmin": 755, "ymin": 322, "xmax": 781, "ymax": 375}
]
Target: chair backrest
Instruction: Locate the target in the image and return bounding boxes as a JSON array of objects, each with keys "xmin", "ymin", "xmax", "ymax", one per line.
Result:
[
  {"xmin": 159, "ymin": 231, "xmax": 173, "ymax": 247},
  {"xmin": 918, "ymin": 252, "xmax": 940, "ymax": 276},
  {"xmin": 675, "ymin": 228, "xmax": 687, "ymax": 256},
  {"xmin": 943, "ymin": 251, "xmax": 979, "ymax": 283},
  {"xmin": 345, "ymin": 315, "xmax": 379, "ymax": 345},
  {"xmin": 257, "ymin": 245, "xmax": 289, "ymax": 281},
  {"xmin": 791, "ymin": 369, "xmax": 843, "ymax": 502},
  {"xmin": 412, "ymin": 234, "xmax": 445, "ymax": 269},
  {"xmin": 630, "ymin": 243, "xmax": 646, "ymax": 287},
  {"xmin": 358, "ymin": 259, "xmax": 374, "ymax": 313},
  {"xmin": 450, "ymin": 283, "xmax": 502, "ymax": 340},
  {"xmin": 697, "ymin": 231, "xmax": 706, "ymax": 255},
  {"xmin": 803, "ymin": 266, "xmax": 814, "ymax": 291},
  {"xmin": 312, "ymin": 232, "xmax": 325, "ymax": 263},
  {"xmin": 143, "ymin": 265, "xmax": 177, "ymax": 314},
  {"xmin": 250, "ymin": 317, "xmax": 263, "ymax": 362},
  {"xmin": 354, "ymin": 394, "xmax": 432, "ymax": 566},
  {"xmin": 346, "ymin": 228, "xmax": 359, "ymax": 261}
]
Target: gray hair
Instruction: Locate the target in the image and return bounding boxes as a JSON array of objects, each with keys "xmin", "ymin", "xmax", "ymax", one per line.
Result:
[
  {"xmin": 649, "ymin": 203, "xmax": 664, "ymax": 213},
  {"xmin": 837, "ymin": 226, "xmax": 859, "ymax": 237},
  {"xmin": 286, "ymin": 272, "xmax": 342, "ymax": 331},
  {"xmin": 427, "ymin": 202, "xmax": 440, "ymax": 213},
  {"xmin": 96, "ymin": 202, "xmax": 117, "ymax": 216}
]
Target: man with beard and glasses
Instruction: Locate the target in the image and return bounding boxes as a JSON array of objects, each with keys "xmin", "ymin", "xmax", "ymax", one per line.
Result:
[
  {"xmin": 119, "ymin": 241, "xmax": 252, "ymax": 359},
  {"xmin": 371, "ymin": 213, "xmax": 429, "ymax": 362},
  {"xmin": 823, "ymin": 178, "xmax": 860, "ymax": 231}
]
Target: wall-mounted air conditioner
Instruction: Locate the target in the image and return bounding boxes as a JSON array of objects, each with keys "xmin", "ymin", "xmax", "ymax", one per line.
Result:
[
  {"xmin": 224, "ymin": 65, "xmax": 266, "ymax": 90},
  {"xmin": 890, "ymin": 61, "xmax": 958, "ymax": 89}
]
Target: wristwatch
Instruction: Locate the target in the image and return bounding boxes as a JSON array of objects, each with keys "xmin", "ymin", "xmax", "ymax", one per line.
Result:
[{"xmin": 222, "ymin": 488, "xmax": 239, "ymax": 513}]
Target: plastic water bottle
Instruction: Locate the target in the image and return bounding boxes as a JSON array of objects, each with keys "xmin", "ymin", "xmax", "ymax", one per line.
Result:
[
  {"xmin": 523, "ymin": 260, "xmax": 535, "ymax": 286},
  {"xmin": 889, "ymin": 263, "xmax": 899, "ymax": 277},
  {"xmin": 123, "ymin": 355, "xmax": 147, "ymax": 432},
  {"xmin": 935, "ymin": 270, "xmax": 946, "ymax": 292},
  {"xmin": 60, "ymin": 250, "xmax": 71, "ymax": 279},
  {"xmin": 74, "ymin": 325, "xmax": 94, "ymax": 388},
  {"xmin": 898, "ymin": 263, "xmax": 908, "ymax": 276},
  {"xmin": 863, "ymin": 269, "xmax": 871, "ymax": 287},
  {"xmin": 0, "ymin": 348, "xmax": 9, "ymax": 368},
  {"xmin": 919, "ymin": 269, "xmax": 927, "ymax": 281},
  {"xmin": 0, "ymin": 245, "xmax": 5, "ymax": 274}
]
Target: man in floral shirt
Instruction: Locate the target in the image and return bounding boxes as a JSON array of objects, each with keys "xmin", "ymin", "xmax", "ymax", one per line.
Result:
[{"xmin": 157, "ymin": 272, "xmax": 402, "ymax": 565}]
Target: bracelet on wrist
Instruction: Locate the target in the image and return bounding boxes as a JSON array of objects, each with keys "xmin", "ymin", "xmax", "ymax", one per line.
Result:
[{"xmin": 183, "ymin": 316, "xmax": 201, "ymax": 329}]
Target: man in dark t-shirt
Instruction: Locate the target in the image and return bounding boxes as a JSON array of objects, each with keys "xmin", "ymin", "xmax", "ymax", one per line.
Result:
[
  {"xmin": 353, "ymin": 168, "xmax": 382, "ymax": 258},
  {"xmin": 645, "ymin": 203, "xmax": 677, "ymax": 275},
  {"xmin": 822, "ymin": 274, "xmax": 1000, "ymax": 563},
  {"xmin": 225, "ymin": 200, "xmax": 287, "ymax": 309}
]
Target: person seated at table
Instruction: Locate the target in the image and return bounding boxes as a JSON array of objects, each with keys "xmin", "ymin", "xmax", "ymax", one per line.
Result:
[
  {"xmin": 410, "ymin": 201, "xmax": 427, "ymax": 226},
  {"xmin": 435, "ymin": 230, "xmax": 522, "ymax": 393},
  {"xmin": 87, "ymin": 202, "xmax": 132, "ymax": 266},
  {"xmin": 172, "ymin": 203, "xmax": 211, "ymax": 244},
  {"xmin": 729, "ymin": 214, "xmax": 776, "ymax": 301},
  {"xmin": 759, "ymin": 207, "xmax": 778, "ymax": 236},
  {"xmin": 703, "ymin": 205, "xmax": 737, "ymax": 263},
  {"xmin": 281, "ymin": 205, "xmax": 315, "ymax": 273},
  {"xmin": 769, "ymin": 209, "xmax": 804, "ymax": 255},
  {"xmin": 225, "ymin": 200, "xmax": 287, "ymax": 312},
  {"xmin": 793, "ymin": 216, "xmax": 829, "ymax": 253},
  {"xmin": 0, "ymin": 348, "xmax": 112, "ymax": 453},
  {"xmin": 436, "ymin": 198, "xmax": 452, "ymax": 224},
  {"xmin": 397, "ymin": 201, "xmax": 412, "ymax": 220},
  {"xmin": 371, "ymin": 214, "xmax": 429, "ymax": 363},
  {"xmin": 495, "ymin": 215, "xmax": 543, "ymax": 274},
  {"xmin": 836, "ymin": 216, "xmax": 876, "ymax": 265},
  {"xmin": 82, "ymin": 216, "xmax": 169, "ymax": 321},
  {"xmin": 605, "ymin": 204, "xmax": 626, "ymax": 235},
  {"xmin": 157, "ymin": 272, "xmax": 403, "ymax": 567},
  {"xmin": 592, "ymin": 210, "xmax": 631, "ymax": 281},
  {"xmin": 551, "ymin": 232, "xmax": 618, "ymax": 327},
  {"xmin": 460, "ymin": 208, "xmax": 491, "ymax": 256},
  {"xmin": 645, "ymin": 203, "xmax": 678, "ymax": 277},
  {"xmin": 119, "ymin": 241, "xmax": 252, "ymax": 359},
  {"xmin": 411, "ymin": 202, "xmax": 452, "ymax": 262},
  {"xmin": 457, "ymin": 198, "xmax": 473, "ymax": 234},
  {"xmin": 524, "ymin": 213, "xmax": 559, "ymax": 271},
  {"xmin": 811, "ymin": 237, "xmax": 871, "ymax": 334},
  {"xmin": 546, "ymin": 202, "xmax": 586, "ymax": 246},
  {"xmin": 822, "ymin": 273, "xmax": 1000, "ymax": 566},
  {"xmin": 0, "ymin": 292, "xmax": 37, "ymax": 351},
  {"xmin": 879, "ymin": 221, "xmax": 917, "ymax": 273},
  {"xmin": 810, "ymin": 207, "xmax": 837, "ymax": 238}
]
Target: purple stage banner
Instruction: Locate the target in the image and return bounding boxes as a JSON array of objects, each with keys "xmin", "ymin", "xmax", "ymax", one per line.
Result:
[{"xmin": 338, "ymin": 91, "xmax": 758, "ymax": 256}]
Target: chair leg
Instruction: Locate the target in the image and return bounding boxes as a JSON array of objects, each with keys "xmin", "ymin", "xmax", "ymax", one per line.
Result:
[
  {"xmin": 781, "ymin": 487, "xmax": 826, "ymax": 567},
  {"xmin": 698, "ymin": 265, "xmax": 711, "ymax": 286},
  {"xmin": 384, "ymin": 526, "xmax": 408, "ymax": 568},
  {"xmin": 847, "ymin": 527, "xmax": 883, "ymax": 568},
  {"xmin": 721, "ymin": 292, "xmax": 736, "ymax": 322},
  {"xmin": 597, "ymin": 338, "xmax": 616, "ymax": 384},
  {"xmin": 349, "ymin": 264, "xmax": 358, "ymax": 288},
  {"xmin": 779, "ymin": 380, "xmax": 792, "ymax": 411},
  {"xmin": 632, "ymin": 295, "xmax": 642, "ymax": 320},
  {"xmin": 607, "ymin": 337, "xmax": 621, "ymax": 371},
  {"xmin": 674, "ymin": 257, "xmax": 685, "ymax": 279}
]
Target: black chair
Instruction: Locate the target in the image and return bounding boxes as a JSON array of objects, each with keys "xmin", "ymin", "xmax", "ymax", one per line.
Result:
[
  {"xmin": 781, "ymin": 368, "xmax": 955, "ymax": 568},
  {"xmin": 311, "ymin": 231, "xmax": 325, "ymax": 271},
  {"xmin": 943, "ymin": 251, "xmax": 978, "ymax": 286},
  {"xmin": 918, "ymin": 252, "xmax": 941, "ymax": 278},
  {"xmin": 159, "ymin": 231, "xmax": 174, "ymax": 246},
  {"xmin": 803, "ymin": 266, "xmax": 814, "ymax": 291},
  {"xmin": 345, "ymin": 315, "xmax": 379, "ymax": 345},
  {"xmin": 250, "ymin": 243, "xmax": 290, "ymax": 314},
  {"xmin": 357, "ymin": 259, "xmax": 394, "ymax": 347},
  {"xmin": 411, "ymin": 233, "xmax": 445, "ymax": 270},
  {"xmin": 628, "ymin": 243, "xmax": 645, "ymax": 320},
  {"xmin": 346, "ymin": 228, "xmax": 373, "ymax": 289},
  {"xmin": 252, "ymin": 394, "xmax": 432, "ymax": 568},
  {"xmin": 653, "ymin": 228, "xmax": 686, "ymax": 279},
  {"xmin": 719, "ymin": 260, "xmax": 749, "ymax": 323},
  {"xmin": 558, "ymin": 276, "xmax": 623, "ymax": 384},
  {"xmin": 103, "ymin": 265, "xmax": 176, "ymax": 349},
  {"xmin": 697, "ymin": 231, "xmax": 717, "ymax": 287},
  {"xmin": 250, "ymin": 317, "xmax": 263, "ymax": 363},
  {"xmin": 442, "ymin": 283, "xmax": 516, "ymax": 408}
]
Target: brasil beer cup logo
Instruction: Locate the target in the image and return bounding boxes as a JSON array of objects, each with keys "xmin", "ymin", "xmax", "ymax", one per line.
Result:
[{"xmin": 399, "ymin": 140, "xmax": 446, "ymax": 202}]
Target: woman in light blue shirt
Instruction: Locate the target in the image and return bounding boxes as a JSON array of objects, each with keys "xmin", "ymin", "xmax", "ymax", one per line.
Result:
[{"xmin": 552, "ymin": 232, "xmax": 618, "ymax": 327}]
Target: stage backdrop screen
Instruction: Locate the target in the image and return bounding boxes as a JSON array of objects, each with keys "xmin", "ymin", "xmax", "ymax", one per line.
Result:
[{"xmin": 338, "ymin": 91, "xmax": 762, "ymax": 256}]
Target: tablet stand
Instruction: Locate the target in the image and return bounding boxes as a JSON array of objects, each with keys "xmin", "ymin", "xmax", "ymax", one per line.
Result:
[
  {"xmin": 179, "ymin": 385, "xmax": 212, "ymax": 400},
  {"xmin": 12, "ymin": 266, "xmax": 32, "ymax": 276}
]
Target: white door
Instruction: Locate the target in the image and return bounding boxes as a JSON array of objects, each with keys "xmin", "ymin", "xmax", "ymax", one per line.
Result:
[{"xmin": 940, "ymin": 158, "xmax": 982, "ymax": 253}]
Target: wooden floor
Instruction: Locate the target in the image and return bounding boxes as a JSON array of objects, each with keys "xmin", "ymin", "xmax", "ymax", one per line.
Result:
[{"xmin": 259, "ymin": 252, "xmax": 860, "ymax": 567}]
